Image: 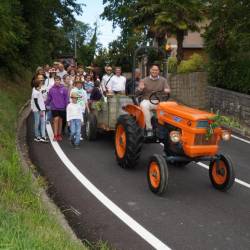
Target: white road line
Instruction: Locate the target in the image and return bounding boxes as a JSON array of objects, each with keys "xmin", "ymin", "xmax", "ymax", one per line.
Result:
[
  {"xmin": 232, "ymin": 135, "xmax": 250, "ymax": 144},
  {"xmin": 159, "ymin": 144, "xmax": 250, "ymax": 189},
  {"xmin": 46, "ymin": 124, "xmax": 171, "ymax": 250}
]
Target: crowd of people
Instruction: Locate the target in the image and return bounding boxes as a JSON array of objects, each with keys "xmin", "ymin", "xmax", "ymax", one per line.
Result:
[
  {"xmin": 31, "ymin": 62, "xmax": 131, "ymax": 148},
  {"xmin": 31, "ymin": 61, "xmax": 170, "ymax": 148}
]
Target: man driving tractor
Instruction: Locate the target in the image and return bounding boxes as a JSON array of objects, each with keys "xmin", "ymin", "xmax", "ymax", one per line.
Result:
[{"xmin": 136, "ymin": 64, "xmax": 170, "ymax": 136}]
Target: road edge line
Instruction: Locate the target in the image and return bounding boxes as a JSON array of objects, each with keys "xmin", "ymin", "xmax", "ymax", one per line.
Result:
[
  {"xmin": 232, "ymin": 135, "xmax": 250, "ymax": 144},
  {"xmin": 197, "ymin": 162, "xmax": 250, "ymax": 189},
  {"xmin": 46, "ymin": 124, "xmax": 171, "ymax": 250}
]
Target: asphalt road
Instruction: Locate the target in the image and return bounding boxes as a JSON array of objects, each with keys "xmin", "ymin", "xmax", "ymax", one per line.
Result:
[{"xmin": 27, "ymin": 115, "xmax": 250, "ymax": 250}]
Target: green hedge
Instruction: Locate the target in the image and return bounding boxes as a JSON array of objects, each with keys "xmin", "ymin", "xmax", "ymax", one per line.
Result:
[{"xmin": 168, "ymin": 53, "xmax": 205, "ymax": 74}]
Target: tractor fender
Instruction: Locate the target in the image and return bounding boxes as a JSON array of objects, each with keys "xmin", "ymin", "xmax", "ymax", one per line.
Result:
[{"xmin": 122, "ymin": 104, "xmax": 145, "ymax": 129}]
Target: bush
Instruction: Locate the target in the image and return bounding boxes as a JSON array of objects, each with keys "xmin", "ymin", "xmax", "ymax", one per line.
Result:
[
  {"xmin": 167, "ymin": 57, "xmax": 178, "ymax": 73},
  {"xmin": 177, "ymin": 53, "xmax": 204, "ymax": 74}
]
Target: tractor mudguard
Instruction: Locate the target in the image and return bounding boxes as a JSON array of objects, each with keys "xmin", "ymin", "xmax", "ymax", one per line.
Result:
[{"xmin": 123, "ymin": 104, "xmax": 145, "ymax": 129}]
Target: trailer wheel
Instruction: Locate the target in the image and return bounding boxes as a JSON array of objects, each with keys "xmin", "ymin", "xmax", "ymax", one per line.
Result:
[
  {"xmin": 85, "ymin": 113, "xmax": 97, "ymax": 141},
  {"xmin": 147, "ymin": 154, "xmax": 168, "ymax": 195},
  {"xmin": 209, "ymin": 154, "xmax": 235, "ymax": 191},
  {"xmin": 115, "ymin": 115, "xmax": 144, "ymax": 168}
]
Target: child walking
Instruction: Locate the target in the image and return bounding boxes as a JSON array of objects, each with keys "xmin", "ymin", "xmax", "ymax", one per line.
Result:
[
  {"xmin": 70, "ymin": 80, "xmax": 89, "ymax": 139},
  {"xmin": 67, "ymin": 92, "xmax": 83, "ymax": 149},
  {"xmin": 31, "ymin": 79, "xmax": 48, "ymax": 142},
  {"xmin": 46, "ymin": 75, "xmax": 68, "ymax": 141}
]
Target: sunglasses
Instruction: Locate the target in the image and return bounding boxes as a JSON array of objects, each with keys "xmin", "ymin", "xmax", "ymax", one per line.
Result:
[{"xmin": 71, "ymin": 96, "xmax": 78, "ymax": 99}]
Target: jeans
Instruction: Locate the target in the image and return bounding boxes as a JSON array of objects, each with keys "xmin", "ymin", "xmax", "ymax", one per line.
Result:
[
  {"xmin": 70, "ymin": 119, "xmax": 81, "ymax": 145},
  {"xmin": 46, "ymin": 110, "xmax": 52, "ymax": 123},
  {"xmin": 33, "ymin": 111, "xmax": 46, "ymax": 138}
]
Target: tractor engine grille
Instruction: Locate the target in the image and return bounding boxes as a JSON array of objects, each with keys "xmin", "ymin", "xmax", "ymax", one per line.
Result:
[{"xmin": 194, "ymin": 134, "xmax": 217, "ymax": 145}]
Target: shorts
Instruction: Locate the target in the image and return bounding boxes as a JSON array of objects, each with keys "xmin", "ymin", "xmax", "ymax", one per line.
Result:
[{"xmin": 51, "ymin": 110, "xmax": 66, "ymax": 119}]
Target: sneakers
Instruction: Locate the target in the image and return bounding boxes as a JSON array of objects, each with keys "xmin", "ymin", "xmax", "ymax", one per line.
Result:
[
  {"xmin": 34, "ymin": 137, "xmax": 48, "ymax": 143},
  {"xmin": 40, "ymin": 137, "xmax": 49, "ymax": 143},
  {"xmin": 53, "ymin": 135, "xmax": 58, "ymax": 141},
  {"xmin": 146, "ymin": 130, "xmax": 154, "ymax": 137},
  {"xmin": 34, "ymin": 137, "xmax": 41, "ymax": 142}
]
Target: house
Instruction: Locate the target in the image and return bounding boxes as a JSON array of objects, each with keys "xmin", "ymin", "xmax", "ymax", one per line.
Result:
[{"xmin": 167, "ymin": 24, "xmax": 207, "ymax": 60}]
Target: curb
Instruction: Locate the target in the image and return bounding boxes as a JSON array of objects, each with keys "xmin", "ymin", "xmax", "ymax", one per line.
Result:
[{"xmin": 16, "ymin": 100, "xmax": 82, "ymax": 244}]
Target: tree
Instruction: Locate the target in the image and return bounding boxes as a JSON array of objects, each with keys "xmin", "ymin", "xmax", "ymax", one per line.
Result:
[
  {"xmin": 0, "ymin": 0, "xmax": 83, "ymax": 73},
  {"xmin": 204, "ymin": 0, "xmax": 250, "ymax": 94},
  {"xmin": 0, "ymin": 0, "xmax": 27, "ymax": 72},
  {"xmin": 102, "ymin": 0, "xmax": 206, "ymax": 63}
]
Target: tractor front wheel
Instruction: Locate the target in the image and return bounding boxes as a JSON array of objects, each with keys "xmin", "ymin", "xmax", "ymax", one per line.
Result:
[
  {"xmin": 115, "ymin": 115, "xmax": 144, "ymax": 168},
  {"xmin": 147, "ymin": 154, "xmax": 168, "ymax": 195},
  {"xmin": 209, "ymin": 154, "xmax": 235, "ymax": 191}
]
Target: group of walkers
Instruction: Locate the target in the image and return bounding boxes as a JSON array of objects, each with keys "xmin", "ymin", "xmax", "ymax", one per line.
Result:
[
  {"xmin": 31, "ymin": 61, "xmax": 170, "ymax": 148},
  {"xmin": 31, "ymin": 62, "xmax": 130, "ymax": 148}
]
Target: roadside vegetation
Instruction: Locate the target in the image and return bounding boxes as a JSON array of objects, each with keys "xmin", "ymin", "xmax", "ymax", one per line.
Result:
[
  {"xmin": 168, "ymin": 53, "xmax": 205, "ymax": 74},
  {"xmin": 0, "ymin": 74, "xmax": 87, "ymax": 249}
]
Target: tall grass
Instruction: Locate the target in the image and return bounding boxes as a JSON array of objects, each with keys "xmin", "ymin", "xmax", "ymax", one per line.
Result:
[{"xmin": 0, "ymin": 74, "xmax": 86, "ymax": 250}]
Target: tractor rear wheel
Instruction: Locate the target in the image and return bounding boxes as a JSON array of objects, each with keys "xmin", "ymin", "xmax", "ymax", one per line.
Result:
[
  {"xmin": 147, "ymin": 154, "xmax": 168, "ymax": 195},
  {"xmin": 115, "ymin": 115, "xmax": 144, "ymax": 168},
  {"xmin": 209, "ymin": 154, "xmax": 235, "ymax": 191}
]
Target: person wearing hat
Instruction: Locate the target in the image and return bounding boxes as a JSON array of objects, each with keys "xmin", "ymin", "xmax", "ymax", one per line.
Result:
[
  {"xmin": 70, "ymin": 80, "xmax": 89, "ymax": 140},
  {"xmin": 101, "ymin": 65, "xmax": 113, "ymax": 94},
  {"xmin": 67, "ymin": 92, "xmax": 83, "ymax": 149}
]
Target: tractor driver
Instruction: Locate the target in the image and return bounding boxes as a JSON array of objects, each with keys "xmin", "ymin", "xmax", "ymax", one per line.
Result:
[{"xmin": 136, "ymin": 64, "xmax": 170, "ymax": 136}]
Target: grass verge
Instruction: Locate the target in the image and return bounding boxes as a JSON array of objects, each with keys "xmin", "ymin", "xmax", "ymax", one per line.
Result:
[{"xmin": 0, "ymin": 74, "xmax": 87, "ymax": 250}]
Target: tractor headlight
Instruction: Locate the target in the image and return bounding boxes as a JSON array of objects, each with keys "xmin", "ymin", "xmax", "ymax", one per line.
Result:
[
  {"xmin": 170, "ymin": 131, "xmax": 181, "ymax": 143},
  {"xmin": 221, "ymin": 130, "xmax": 231, "ymax": 141}
]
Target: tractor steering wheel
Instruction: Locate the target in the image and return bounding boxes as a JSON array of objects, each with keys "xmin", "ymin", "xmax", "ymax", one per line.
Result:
[{"xmin": 149, "ymin": 91, "xmax": 170, "ymax": 105}]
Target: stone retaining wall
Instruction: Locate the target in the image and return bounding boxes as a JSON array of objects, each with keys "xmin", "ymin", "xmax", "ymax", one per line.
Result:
[
  {"xmin": 168, "ymin": 72, "xmax": 208, "ymax": 109},
  {"xmin": 208, "ymin": 86, "xmax": 250, "ymax": 127}
]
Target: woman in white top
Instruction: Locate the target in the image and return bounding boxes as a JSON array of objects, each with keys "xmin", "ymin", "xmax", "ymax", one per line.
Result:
[{"xmin": 31, "ymin": 79, "xmax": 48, "ymax": 142}]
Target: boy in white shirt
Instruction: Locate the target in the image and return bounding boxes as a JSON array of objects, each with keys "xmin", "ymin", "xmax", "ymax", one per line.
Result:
[
  {"xmin": 31, "ymin": 79, "xmax": 48, "ymax": 142},
  {"xmin": 67, "ymin": 92, "xmax": 83, "ymax": 149}
]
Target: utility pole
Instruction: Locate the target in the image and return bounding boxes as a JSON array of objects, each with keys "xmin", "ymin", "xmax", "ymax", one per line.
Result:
[{"xmin": 74, "ymin": 30, "xmax": 77, "ymax": 59}]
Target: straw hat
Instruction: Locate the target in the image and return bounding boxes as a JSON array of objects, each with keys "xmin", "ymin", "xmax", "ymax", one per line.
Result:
[{"xmin": 70, "ymin": 92, "xmax": 79, "ymax": 98}]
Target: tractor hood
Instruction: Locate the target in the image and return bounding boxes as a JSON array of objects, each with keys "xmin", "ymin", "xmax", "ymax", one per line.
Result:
[{"xmin": 157, "ymin": 102, "xmax": 214, "ymax": 121}]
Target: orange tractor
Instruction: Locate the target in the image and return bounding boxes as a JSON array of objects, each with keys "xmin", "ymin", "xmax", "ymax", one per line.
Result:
[{"xmin": 114, "ymin": 47, "xmax": 235, "ymax": 195}]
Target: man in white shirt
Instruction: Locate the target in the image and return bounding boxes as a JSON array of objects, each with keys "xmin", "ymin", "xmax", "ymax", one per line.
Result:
[
  {"xmin": 107, "ymin": 67, "xmax": 126, "ymax": 94},
  {"xmin": 57, "ymin": 63, "xmax": 67, "ymax": 80}
]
